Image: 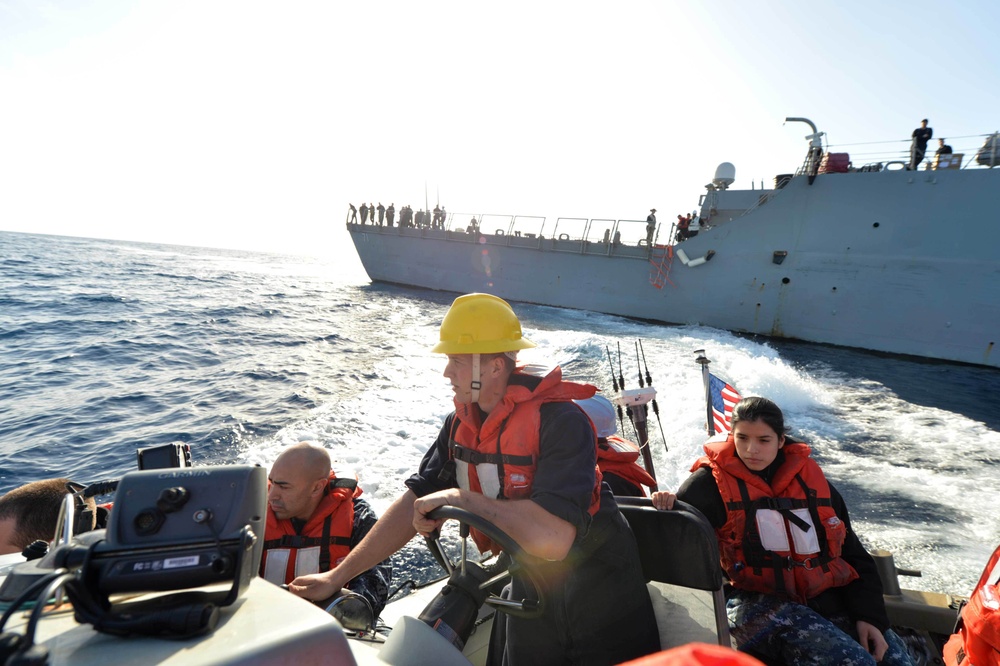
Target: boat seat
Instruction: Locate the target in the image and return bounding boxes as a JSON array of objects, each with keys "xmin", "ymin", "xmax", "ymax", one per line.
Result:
[{"xmin": 616, "ymin": 498, "xmax": 731, "ymax": 648}]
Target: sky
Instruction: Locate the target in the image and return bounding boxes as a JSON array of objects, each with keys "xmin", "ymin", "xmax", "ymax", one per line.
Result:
[{"xmin": 2, "ymin": 0, "xmax": 999, "ymax": 256}]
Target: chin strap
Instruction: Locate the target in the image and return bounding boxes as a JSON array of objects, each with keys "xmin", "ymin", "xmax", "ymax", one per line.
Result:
[
  {"xmin": 470, "ymin": 353, "xmax": 482, "ymax": 404},
  {"xmin": 469, "ymin": 351, "xmax": 518, "ymax": 406}
]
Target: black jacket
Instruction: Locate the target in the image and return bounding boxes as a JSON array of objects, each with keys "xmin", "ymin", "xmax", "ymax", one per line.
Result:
[{"xmin": 677, "ymin": 450, "xmax": 891, "ymax": 631}]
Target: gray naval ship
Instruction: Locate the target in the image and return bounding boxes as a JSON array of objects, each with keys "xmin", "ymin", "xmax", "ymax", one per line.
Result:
[{"xmin": 348, "ymin": 118, "xmax": 1000, "ymax": 369}]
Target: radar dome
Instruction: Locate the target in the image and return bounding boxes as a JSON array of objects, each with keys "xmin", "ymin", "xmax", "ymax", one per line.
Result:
[{"xmin": 713, "ymin": 162, "xmax": 736, "ymax": 190}]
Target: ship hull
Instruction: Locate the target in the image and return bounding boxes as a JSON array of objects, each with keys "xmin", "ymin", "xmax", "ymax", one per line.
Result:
[{"xmin": 349, "ymin": 169, "xmax": 1000, "ymax": 368}]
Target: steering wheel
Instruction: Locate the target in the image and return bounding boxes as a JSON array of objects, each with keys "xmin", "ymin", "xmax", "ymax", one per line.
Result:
[{"xmin": 424, "ymin": 505, "xmax": 546, "ymax": 619}]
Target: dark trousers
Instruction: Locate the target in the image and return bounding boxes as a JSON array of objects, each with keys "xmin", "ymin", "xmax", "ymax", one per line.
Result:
[
  {"xmin": 728, "ymin": 591, "xmax": 915, "ymax": 666},
  {"xmin": 489, "ymin": 510, "xmax": 660, "ymax": 665}
]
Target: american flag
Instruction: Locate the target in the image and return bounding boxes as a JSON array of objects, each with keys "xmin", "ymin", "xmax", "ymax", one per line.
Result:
[{"xmin": 709, "ymin": 372, "xmax": 742, "ymax": 434}]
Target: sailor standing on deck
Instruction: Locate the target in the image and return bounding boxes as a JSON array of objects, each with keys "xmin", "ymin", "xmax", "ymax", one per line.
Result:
[
  {"xmin": 646, "ymin": 208, "xmax": 657, "ymax": 245},
  {"xmin": 910, "ymin": 119, "xmax": 933, "ymax": 170},
  {"xmin": 288, "ymin": 294, "xmax": 661, "ymax": 665}
]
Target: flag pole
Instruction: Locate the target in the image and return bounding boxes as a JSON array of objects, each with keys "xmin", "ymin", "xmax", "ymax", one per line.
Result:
[{"xmin": 694, "ymin": 349, "xmax": 713, "ymax": 437}]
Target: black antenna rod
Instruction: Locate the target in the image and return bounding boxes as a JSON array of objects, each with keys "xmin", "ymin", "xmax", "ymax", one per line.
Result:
[
  {"xmin": 626, "ymin": 403, "xmax": 639, "ymax": 443},
  {"xmin": 606, "ymin": 345, "xmax": 626, "ymax": 433},
  {"xmin": 616, "ymin": 341, "xmax": 625, "ymax": 390},
  {"xmin": 639, "ymin": 339, "xmax": 653, "ymax": 388},
  {"xmin": 632, "ymin": 339, "xmax": 648, "ymax": 444},
  {"xmin": 605, "ymin": 346, "xmax": 620, "ymax": 392},
  {"xmin": 616, "ymin": 342, "xmax": 637, "ymax": 440},
  {"xmin": 639, "ymin": 340, "xmax": 669, "ymax": 454},
  {"xmin": 635, "ymin": 340, "xmax": 644, "ymax": 388}
]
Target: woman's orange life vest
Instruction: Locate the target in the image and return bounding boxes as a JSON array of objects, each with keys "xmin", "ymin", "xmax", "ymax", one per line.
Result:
[
  {"xmin": 597, "ymin": 436, "xmax": 657, "ymax": 496},
  {"xmin": 260, "ymin": 472, "xmax": 360, "ymax": 585},
  {"xmin": 696, "ymin": 437, "xmax": 858, "ymax": 603},
  {"xmin": 450, "ymin": 366, "xmax": 603, "ymax": 554},
  {"xmin": 944, "ymin": 543, "xmax": 1000, "ymax": 666}
]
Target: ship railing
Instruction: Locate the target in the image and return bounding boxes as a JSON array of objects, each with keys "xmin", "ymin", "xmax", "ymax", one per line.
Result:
[
  {"xmin": 553, "ymin": 218, "xmax": 661, "ymax": 258},
  {"xmin": 473, "ymin": 214, "xmax": 541, "ymax": 238},
  {"xmin": 730, "ymin": 186, "xmax": 785, "ymax": 221},
  {"xmin": 461, "ymin": 214, "xmax": 664, "ymax": 259},
  {"xmin": 550, "ymin": 217, "xmax": 631, "ymax": 251},
  {"xmin": 796, "ymin": 132, "xmax": 1000, "ymax": 174},
  {"xmin": 348, "ymin": 212, "xmax": 669, "ymax": 261}
]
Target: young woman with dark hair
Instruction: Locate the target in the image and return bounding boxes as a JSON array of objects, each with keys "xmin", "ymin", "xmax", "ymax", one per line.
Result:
[{"xmin": 652, "ymin": 397, "xmax": 913, "ymax": 666}]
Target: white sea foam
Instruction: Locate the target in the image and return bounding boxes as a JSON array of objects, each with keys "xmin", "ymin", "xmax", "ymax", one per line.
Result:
[{"xmin": 244, "ymin": 306, "xmax": 996, "ymax": 596}]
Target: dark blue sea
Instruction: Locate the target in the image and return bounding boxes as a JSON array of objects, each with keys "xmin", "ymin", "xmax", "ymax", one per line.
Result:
[{"xmin": 1, "ymin": 230, "xmax": 996, "ymax": 596}]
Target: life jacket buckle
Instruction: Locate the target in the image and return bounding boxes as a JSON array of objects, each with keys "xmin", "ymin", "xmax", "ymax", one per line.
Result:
[{"xmin": 786, "ymin": 556, "xmax": 816, "ymax": 571}]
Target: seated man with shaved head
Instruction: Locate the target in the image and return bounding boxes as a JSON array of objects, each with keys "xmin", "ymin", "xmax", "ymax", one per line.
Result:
[{"xmin": 261, "ymin": 442, "xmax": 391, "ymax": 619}]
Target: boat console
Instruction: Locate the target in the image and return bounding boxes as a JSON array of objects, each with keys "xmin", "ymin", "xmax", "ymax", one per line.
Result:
[
  {"xmin": 0, "ymin": 461, "xmax": 501, "ymax": 666},
  {"xmin": 1, "ymin": 578, "xmax": 353, "ymax": 665}
]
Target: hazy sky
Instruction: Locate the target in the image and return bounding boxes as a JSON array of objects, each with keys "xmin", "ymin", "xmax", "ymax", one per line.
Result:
[{"xmin": 2, "ymin": 0, "xmax": 998, "ymax": 255}]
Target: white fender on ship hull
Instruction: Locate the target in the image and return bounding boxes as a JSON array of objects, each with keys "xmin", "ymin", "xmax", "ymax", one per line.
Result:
[{"xmin": 675, "ymin": 248, "xmax": 715, "ymax": 267}]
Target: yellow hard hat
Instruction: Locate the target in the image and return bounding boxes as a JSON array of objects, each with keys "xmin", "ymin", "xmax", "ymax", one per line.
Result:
[{"xmin": 431, "ymin": 293, "xmax": 536, "ymax": 354}]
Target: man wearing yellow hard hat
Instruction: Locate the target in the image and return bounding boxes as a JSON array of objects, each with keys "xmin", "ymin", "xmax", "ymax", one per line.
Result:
[{"xmin": 290, "ymin": 293, "xmax": 659, "ymax": 664}]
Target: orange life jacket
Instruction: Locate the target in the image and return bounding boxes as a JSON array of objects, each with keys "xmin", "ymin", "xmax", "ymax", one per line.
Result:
[
  {"xmin": 944, "ymin": 543, "xmax": 1000, "ymax": 666},
  {"xmin": 597, "ymin": 436, "xmax": 656, "ymax": 496},
  {"xmin": 696, "ymin": 438, "xmax": 858, "ymax": 603},
  {"xmin": 260, "ymin": 472, "xmax": 360, "ymax": 585},
  {"xmin": 450, "ymin": 366, "xmax": 602, "ymax": 554}
]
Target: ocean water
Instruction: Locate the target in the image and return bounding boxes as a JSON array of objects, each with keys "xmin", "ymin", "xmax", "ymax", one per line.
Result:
[{"xmin": 1, "ymin": 230, "xmax": 996, "ymax": 597}]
